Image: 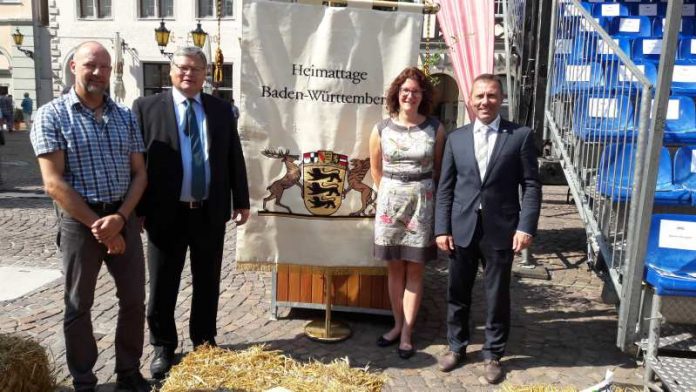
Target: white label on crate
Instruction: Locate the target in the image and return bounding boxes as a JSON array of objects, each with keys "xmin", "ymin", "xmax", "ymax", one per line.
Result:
[
  {"xmin": 663, "ymin": 18, "xmax": 684, "ymax": 32},
  {"xmin": 597, "ymin": 38, "xmax": 619, "ymax": 54},
  {"xmin": 556, "ymin": 39, "xmax": 572, "ymax": 54},
  {"xmin": 602, "ymin": 4, "xmax": 621, "ymax": 16},
  {"xmin": 619, "ymin": 64, "xmax": 645, "ymax": 82},
  {"xmin": 673, "ymin": 65, "xmax": 696, "ymax": 82},
  {"xmin": 565, "ymin": 65, "xmax": 592, "ymax": 82},
  {"xmin": 643, "ymin": 39, "xmax": 663, "ymax": 55},
  {"xmin": 580, "ymin": 18, "xmax": 601, "ymax": 31},
  {"xmin": 684, "ymin": 4, "xmax": 695, "ymax": 16},
  {"xmin": 639, "ymin": 4, "xmax": 658, "ymax": 16},
  {"xmin": 619, "ymin": 18, "xmax": 641, "ymax": 33},
  {"xmin": 588, "ymin": 98, "xmax": 618, "ymax": 118},
  {"xmin": 691, "ymin": 39, "xmax": 696, "ymax": 54},
  {"xmin": 692, "ymin": 150, "xmax": 696, "ymax": 173},
  {"xmin": 658, "ymin": 220, "xmax": 696, "ymax": 251}
]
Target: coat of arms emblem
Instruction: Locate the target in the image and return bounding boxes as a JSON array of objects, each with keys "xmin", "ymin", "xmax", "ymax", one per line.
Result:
[{"xmin": 302, "ymin": 150, "xmax": 348, "ymax": 216}]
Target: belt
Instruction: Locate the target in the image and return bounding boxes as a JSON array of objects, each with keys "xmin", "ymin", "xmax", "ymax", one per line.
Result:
[
  {"xmin": 86, "ymin": 200, "xmax": 122, "ymax": 213},
  {"xmin": 180, "ymin": 200, "xmax": 206, "ymax": 209},
  {"xmin": 384, "ymin": 171, "xmax": 432, "ymax": 182}
]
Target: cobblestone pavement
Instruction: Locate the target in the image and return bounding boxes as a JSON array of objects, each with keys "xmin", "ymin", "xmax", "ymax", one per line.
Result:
[{"xmin": 0, "ymin": 130, "xmax": 643, "ymax": 391}]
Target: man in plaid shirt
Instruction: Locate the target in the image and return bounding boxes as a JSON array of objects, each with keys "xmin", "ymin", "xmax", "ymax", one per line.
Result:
[{"xmin": 30, "ymin": 41, "xmax": 150, "ymax": 392}]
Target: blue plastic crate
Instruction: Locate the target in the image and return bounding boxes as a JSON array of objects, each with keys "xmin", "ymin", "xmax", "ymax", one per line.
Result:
[{"xmin": 644, "ymin": 214, "xmax": 696, "ymax": 297}]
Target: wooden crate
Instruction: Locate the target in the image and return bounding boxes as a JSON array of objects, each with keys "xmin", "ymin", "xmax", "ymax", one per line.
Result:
[{"xmin": 275, "ymin": 265, "xmax": 391, "ymax": 310}]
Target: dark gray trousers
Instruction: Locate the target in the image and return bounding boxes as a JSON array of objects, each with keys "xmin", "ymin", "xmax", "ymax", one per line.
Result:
[{"xmin": 59, "ymin": 212, "xmax": 145, "ymax": 389}]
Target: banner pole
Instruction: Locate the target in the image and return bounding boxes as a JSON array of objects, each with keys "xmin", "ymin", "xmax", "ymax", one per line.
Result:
[{"xmin": 304, "ymin": 272, "xmax": 352, "ymax": 342}]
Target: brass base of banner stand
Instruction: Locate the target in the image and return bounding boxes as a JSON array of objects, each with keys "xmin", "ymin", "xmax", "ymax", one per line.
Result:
[
  {"xmin": 304, "ymin": 273, "xmax": 352, "ymax": 342},
  {"xmin": 304, "ymin": 320, "xmax": 352, "ymax": 342}
]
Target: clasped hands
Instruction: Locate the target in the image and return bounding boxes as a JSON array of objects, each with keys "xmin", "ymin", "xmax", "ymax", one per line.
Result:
[{"xmin": 91, "ymin": 214, "xmax": 126, "ymax": 255}]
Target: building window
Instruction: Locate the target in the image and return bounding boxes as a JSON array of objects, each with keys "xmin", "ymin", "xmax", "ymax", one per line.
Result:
[
  {"xmin": 213, "ymin": 64, "xmax": 234, "ymax": 102},
  {"xmin": 78, "ymin": 0, "xmax": 112, "ymax": 18},
  {"xmin": 197, "ymin": 0, "xmax": 233, "ymax": 18},
  {"xmin": 143, "ymin": 63, "xmax": 172, "ymax": 96},
  {"xmin": 139, "ymin": 0, "xmax": 174, "ymax": 18}
]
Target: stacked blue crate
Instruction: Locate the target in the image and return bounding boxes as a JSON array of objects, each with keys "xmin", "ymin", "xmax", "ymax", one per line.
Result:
[{"xmin": 644, "ymin": 214, "xmax": 696, "ymax": 297}]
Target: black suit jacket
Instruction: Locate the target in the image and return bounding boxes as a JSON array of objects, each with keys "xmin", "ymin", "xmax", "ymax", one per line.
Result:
[
  {"xmin": 133, "ymin": 90, "xmax": 250, "ymax": 229},
  {"xmin": 434, "ymin": 119, "xmax": 541, "ymax": 250}
]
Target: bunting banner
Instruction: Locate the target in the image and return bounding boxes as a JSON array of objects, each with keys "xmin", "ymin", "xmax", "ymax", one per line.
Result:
[{"xmin": 236, "ymin": 0, "xmax": 423, "ymax": 272}]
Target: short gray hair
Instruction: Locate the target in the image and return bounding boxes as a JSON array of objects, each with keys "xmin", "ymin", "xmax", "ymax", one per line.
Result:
[{"xmin": 171, "ymin": 46, "xmax": 207, "ymax": 67}]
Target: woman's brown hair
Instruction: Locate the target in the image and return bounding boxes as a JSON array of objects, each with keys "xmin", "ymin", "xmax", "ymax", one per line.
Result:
[{"xmin": 385, "ymin": 66, "xmax": 433, "ymax": 117}]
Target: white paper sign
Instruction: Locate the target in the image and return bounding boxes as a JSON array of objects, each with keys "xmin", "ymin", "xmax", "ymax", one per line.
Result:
[
  {"xmin": 691, "ymin": 39, "xmax": 696, "ymax": 54},
  {"xmin": 692, "ymin": 150, "xmax": 696, "ymax": 173},
  {"xmin": 653, "ymin": 99, "xmax": 682, "ymax": 120},
  {"xmin": 663, "ymin": 18, "xmax": 683, "ymax": 32},
  {"xmin": 619, "ymin": 18, "xmax": 641, "ymax": 33},
  {"xmin": 658, "ymin": 219, "xmax": 696, "ymax": 251},
  {"xmin": 684, "ymin": 4, "xmax": 695, "ymax": 16},
  {"xmin": 580, "ymin": 18, "xmax": 601, "ymax": 31},
  {"xmin": 565, "ymin": 65, "xmax": 591, "ymax": 82},
  {"xmin": 602, "ymin": 4, "xmax": 621, "ymax": 16},
  {"xmin": 643, "ymin": 39, "xmax": 663, "ymax": 55},
  {"xmin": 564, "ymin": 4, "xmax": 582, "ymax": 16},
  {"xmin": 639, "ymin": 4, "xmax": 658, "ymax": 16},
  {"xmin": 556, "ymin": 39, "xmax": 572, "ymax": 54},
  {"xmin": 673, "ymin": 65, "xmax": 696, "ymax": 82},
  {"xmin": 619, "ymin": 64, "xmax": 645, "ymax": 82},
  {"xmin": 597, "ymin": 39, "xmax": 619, "ymax": 54},
  {"xmin": 588, "ymin": 98, "xmax": 618, "ymax": 118}
]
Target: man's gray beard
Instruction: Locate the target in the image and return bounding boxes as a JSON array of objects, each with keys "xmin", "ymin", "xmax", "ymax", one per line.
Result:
[{"xmin": 85, "ymin": 83, "xmax": 105, "ymax": 95}]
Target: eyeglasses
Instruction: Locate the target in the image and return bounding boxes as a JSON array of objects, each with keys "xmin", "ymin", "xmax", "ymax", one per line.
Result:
[
  {"xmin": 400, "ymin": 88, "xmax": 422, "ymax": 97},
  {"xmin": 173, "ymin": 63, "xmax": 205, "ymax": 74}
]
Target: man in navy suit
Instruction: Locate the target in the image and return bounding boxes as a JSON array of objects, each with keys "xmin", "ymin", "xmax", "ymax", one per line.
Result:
[
  {"xmin": 133, "ymin": 47, "xmax": 250, "ymax": 379},
  {"xmin": 434, "ymin": 74, "xmax": 541, "ymax": 383}
]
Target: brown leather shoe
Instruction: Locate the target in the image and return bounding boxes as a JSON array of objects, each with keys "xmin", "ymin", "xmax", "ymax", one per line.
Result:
[
  {"xmin": 437, "ymin": 351, "xmax": 465, "ymax": 372},
  {"xmin": 483, "ymin": 359, "xmax": 503, "ymax": 384}
]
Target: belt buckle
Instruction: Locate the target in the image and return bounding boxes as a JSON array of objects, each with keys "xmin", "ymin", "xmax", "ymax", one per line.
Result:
[
  {"xmin": 188, "ymin": 201, "xmax": 199, "ymax": 209},
  {"xmin": 399, "ymin": 174, "xmax": 410, "ymax": 182}
]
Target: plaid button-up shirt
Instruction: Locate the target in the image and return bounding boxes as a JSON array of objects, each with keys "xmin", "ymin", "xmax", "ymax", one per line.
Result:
[{"xmin": 30, "ymin": 89, "xmax": 145, "ymax": 203}]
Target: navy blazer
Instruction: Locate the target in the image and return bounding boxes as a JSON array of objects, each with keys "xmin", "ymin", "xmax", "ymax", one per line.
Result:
[
  {"xmin": 132, "ymin": 90, "xmax": 250, "ymax": 229},
  {"xmin": 434, "ymin": 119, "xmax": 541, "ymax": 250}
]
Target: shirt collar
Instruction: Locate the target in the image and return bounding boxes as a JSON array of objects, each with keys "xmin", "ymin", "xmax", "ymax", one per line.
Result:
[
  {"xmin": 473, "ymin": 115, "xmax": 501, "ymax": 134},
  {"xmin": 172, "ymin": 87, "xmax": 202, "ymax": 106},
  {"xmin": 66, "ymin": 87, "xmax": 114, "ymax": 112}
]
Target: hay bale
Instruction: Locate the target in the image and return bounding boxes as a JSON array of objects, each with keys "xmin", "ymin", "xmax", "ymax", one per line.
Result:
[
  {"xmin": 0, "ymin": 333, "xmax": 56, "ymax": 392},
  {"xmin": 160, "ymin": 345, "xmax": 385, "ymax": 392}
]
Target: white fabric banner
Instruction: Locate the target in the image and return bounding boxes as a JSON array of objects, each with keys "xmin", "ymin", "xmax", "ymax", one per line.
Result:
[{"xmin": 237, "ymin": 0, "xmax": 422, "ymax": 270}]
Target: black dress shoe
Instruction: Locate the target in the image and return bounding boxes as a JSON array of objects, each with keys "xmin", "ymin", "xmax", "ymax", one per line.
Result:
[
  {"xmin": 376, "ymin": 334, "xmax": 400, "ymax": 347},
  {"xmin": 193, "ymin": 338, "xmax": 217, "ymax": 349},
  {"xmin": 397, "ymin": 346, "xmax": 415, "ymax": 359},
  {"xmin": 150, "ymin": 347, "xmax": 175, "ymax": 380},
  {"xmin": 116, "ymin": 371, "xmax": 151, "ymax": 392}
]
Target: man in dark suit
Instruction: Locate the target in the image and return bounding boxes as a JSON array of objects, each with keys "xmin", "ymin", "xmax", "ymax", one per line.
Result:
[
  {"xmin": 132, "ymin": 46, "xmax": 250, "ymax": 379},
  {"xmin": 434, "ymin": 74, "xmax": 541, "ymax": 383}
]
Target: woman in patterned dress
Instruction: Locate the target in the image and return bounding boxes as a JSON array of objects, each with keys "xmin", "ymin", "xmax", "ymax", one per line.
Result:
[{"xmin": 369, "ymin": 67, "xmax": 446, "ymax": 359}]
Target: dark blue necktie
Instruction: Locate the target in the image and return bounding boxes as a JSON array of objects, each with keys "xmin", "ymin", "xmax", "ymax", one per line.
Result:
[{"xmin": 185, "ymin": 98, "xmax": 206, "ymax": 200}]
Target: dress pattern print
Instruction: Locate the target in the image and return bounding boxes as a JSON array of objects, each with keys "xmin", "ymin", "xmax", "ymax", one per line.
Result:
[{"xmin": 374, "ymin": 117, "xmax": 439, "ymax": 263}]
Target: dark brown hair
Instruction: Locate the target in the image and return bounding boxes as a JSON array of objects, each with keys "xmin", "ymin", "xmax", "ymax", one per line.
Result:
[
  {"xmin": 385, "ymin": 67, "xmax": 433, "ymax": 116},
  {"xmin": 471, "ymin": 73, "xmax": 504, "ymax": 94}
]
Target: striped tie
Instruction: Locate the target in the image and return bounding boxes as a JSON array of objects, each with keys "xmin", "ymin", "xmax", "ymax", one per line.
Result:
[{"xmin": 475, "ymin": 125, "xmax": 490, "ymax": 181}]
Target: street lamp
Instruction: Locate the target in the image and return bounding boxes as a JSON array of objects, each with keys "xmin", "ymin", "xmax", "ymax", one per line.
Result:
[
  {"xmin": 154, "ymin": 19, "xmax": 173, "ymax": 59},
  {"xmin": 191, "ymin": 21, "xmax": 208, "ymax": 49},
  {"xmin": 11, "ymin": 28, "xmax": 34, "ymax": 59},
  {"xmin": 154, "ymin": 20, "xmax": 208, "ymax": 59}
]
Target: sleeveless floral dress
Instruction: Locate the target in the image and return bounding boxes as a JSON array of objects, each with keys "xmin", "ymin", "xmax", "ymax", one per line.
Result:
[{"xmin": 374, "ymin": 117, "xmax": 439, "ymax": 263}]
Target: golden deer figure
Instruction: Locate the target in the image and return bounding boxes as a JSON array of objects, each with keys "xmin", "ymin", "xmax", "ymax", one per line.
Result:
[
  {"xmin": 262, "ymin": 148, "xmax": 301, "ymax": 213},
  {"xmin": 343, "ymin": 158, "xmax": 377, "ymax": 216}
]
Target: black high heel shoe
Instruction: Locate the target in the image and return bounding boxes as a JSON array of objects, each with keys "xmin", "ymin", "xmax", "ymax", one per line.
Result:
[
  {"xmin": 397, "ymin": 345, "xmax": 415, "ymax": 359},
  {"xmin": 376, "ymin": 334, "xmax": 400, "ymax": 347}
]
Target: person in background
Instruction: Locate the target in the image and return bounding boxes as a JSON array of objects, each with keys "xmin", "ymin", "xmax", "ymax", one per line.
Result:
[
  {"xmin": 0, "ymin": 91, "xmax": 13, "ymax": 132},
  {"xmin": 30, "ymin": 41, "xmax": 150, "ymax": 392},
  {"xmin": 230, "ymin": 98, "xmax": 240, "ymax": 121},
  {"xmin": 21, "ymin": 93, "xmax": 33, "ymax": 130},
  {"xmin": 369, "ymin": 66, "xmax": 446, "ymax": 359},
  {"xmin": 434, "ymin": 74, "xmax": 541, "ymax": 384},
  {"xmin": 132, "ymin": 46, "xmax": 250, "ymax": 380}
]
